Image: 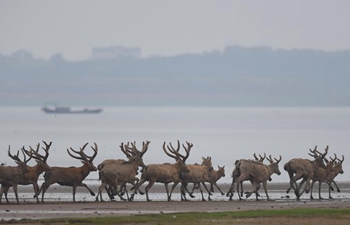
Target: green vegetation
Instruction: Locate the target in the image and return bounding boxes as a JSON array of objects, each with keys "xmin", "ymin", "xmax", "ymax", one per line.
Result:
[{"xmin": 3, "ymin": 208, "xmax": 350, "ymax": 225}]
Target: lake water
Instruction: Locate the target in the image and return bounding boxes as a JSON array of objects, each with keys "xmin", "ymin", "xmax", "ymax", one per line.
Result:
[{"xmin": 0, "ymin": 106, "xmax": 349, "ymax": 184}]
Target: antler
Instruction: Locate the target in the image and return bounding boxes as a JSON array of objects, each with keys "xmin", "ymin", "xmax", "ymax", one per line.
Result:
[
  {"xmin": 140, "ymin": 140, "xmax": 150, "ymax": 157},
  {"xmin": 8, "ymin": 145, "xmax": 32, "ymax": 164},
  {"xmin": 259, "ymin": 153, "xmax": 266, "ymax": 162},
  {"xmin": 274, "ymin": 155, "xmax": 282, "ymax": 163},
  {"xmin": 68, "ymin": 142, "xmax": 98, "ymax": 163},
  {"xmin": 120, "ymin": 142, "xmax": 133, "ymax": 159},
  {"xmin": 24, "ymin": 141, "xmax": 51, "ymax": 163},
  {"xmin": 331, "ymin": 153, "xmax": 345, "ymax": 164},
  {"xmin": 67, "ymin": 142, "xmax": 89, "ymax": 161},
  {"xmin": 253, "ymin": 153, "xmax": 259, "ymax": 161},
  {"xmin": 163, "ymin": 140, "xmax": 180, "ymax": 161},
  {"xmin": 89, "ymin": 142, "xmax": 98, "ymax": 162},
  {"xmin": 163, "ymin": 140, "xmax": 192, "ymax": 163},
  {"xmin": 267, "ymin": 155, "xmax": 274, "ymax": 164},
  {"xmin": 308, "ymin": 145, "xmax": 318, "ymax": 158},
  {"xmin": 128, "ymin": 141, "xmax": 150, "ymax": 157},
  {"xmin": 181, "ymin": 141, "xmax": 192, "ymax": 162},
  {"xmin": 41, "ymin": 140, "xmax": 52, "ymax": 162}
]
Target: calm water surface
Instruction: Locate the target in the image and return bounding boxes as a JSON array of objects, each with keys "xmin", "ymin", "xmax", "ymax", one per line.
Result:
[{"xmin": 1, "ymin": 107, "xmax": 349, "ymax": 183}]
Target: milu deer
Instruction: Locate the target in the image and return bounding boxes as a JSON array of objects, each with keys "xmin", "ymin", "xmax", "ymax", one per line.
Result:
[
  {"xmin": 2, "ymin": 141, "xmax": 51, "ymax": 203},
  {"xmin": 130, "ymin": 140, "xmax": 191, "ymax": 201},
  {"xmin": 191, "ymin": 165, "xmax": 225, "ymax": 200},
  {"xmin": 180, "ymin": 156, "xmax": 213, "ymax": 201},
  {"xmin": 226, "ymin": 153, "xmax": 266, "ymax": 200},
  {"xmin": 35, "ymin": 142, "xmax": 98, "ymax": 203},
  {"xmin": 97, "ymin": 141, "xmax": 149, "ymax": 201},
  {"xmin": 284, "ymin": 145, "xmax": 328, "ymax": 199},
  {"xmin": 96, "ymin": 141, "xmax": 140, "ymax": 201},
  {"xmin": 240, "ymin": 155, "xmax": 282, "ymax": 201},
  {"xmin": 310, "ymin": 154, "xmax": 344, "ymax": 199},
  {"xmin": 0, "ymin": 146, "xmax": 32, "ymax": 204}
]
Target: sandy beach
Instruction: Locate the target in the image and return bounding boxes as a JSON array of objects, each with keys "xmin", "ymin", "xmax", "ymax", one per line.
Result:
[{"xmin": 0, "ymin": 182, "xmax": 349, "ymax": 220}]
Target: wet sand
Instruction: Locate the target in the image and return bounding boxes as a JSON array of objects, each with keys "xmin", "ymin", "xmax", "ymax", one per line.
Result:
[{"xmin": 1, "ymin": 182, "xmax": 349, "ymax": 220}]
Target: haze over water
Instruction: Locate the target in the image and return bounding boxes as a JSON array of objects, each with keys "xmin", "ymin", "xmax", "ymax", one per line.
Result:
[{"xmin": 1, "ymin": 106, "xmax": 349, "ymax": 183}]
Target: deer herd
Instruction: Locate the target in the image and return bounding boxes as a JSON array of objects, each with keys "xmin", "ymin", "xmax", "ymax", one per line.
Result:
[{"xmin": 0, "ymin": 140, "xmax": 345, "ymax": 204}]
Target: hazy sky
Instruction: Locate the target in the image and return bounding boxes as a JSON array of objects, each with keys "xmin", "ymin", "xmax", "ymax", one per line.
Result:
[{"xmin": 1, "ymin": 0, "xmax": 349, "ymax": 61}]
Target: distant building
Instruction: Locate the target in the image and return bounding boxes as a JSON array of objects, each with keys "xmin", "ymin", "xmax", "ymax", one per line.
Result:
[{"xmin": 91, "ymin": 46, "xmax": 141, "ymax": 60}]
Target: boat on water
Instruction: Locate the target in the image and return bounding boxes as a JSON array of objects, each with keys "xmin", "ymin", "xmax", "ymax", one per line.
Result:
[{"xmin": 42, "ymin": 105, "xmax": 103, "ymax": 114}]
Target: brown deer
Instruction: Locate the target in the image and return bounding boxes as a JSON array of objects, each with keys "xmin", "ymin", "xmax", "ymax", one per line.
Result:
[
  {"xmin": 36, "ymin": 142, "xmax": 98, "ymax": 203},
  {"xmin": 191, "ymin": 165, "xmax": 225, "ymax": 200},
  {"xmin": 241, "ymin": 155, "xmax": 282, "ymax": 200},
  {"xmin": 311, "ymin": 154, "xmax": 344, "ymax": 199},
  {"xmin": 130, "ymin": 140, "xmax": 191, "ymax": 201},
  {"xmin": 180, "ymin": 156, "xmax": 213, "ymax": 201},
  {"xmin": 208, "ymin": 165, "xmax": 226, "ymax": 197},
  {"xmin": 226, "ymin": 153, "xmax": 266, "ymax": 200},
  {"xmin": 0, "ymin": 146, "xmax": 32, "ymax": 204},
  {"xmin": 2, "ymin": 141, "xmax": 51, "ymax": 203},
  {"xmin": 96, "ymin": 142, "xmax": 138, "ymax": 201},
  {"xmin": 97, "ymin": 141, "xmax": 149, "ymax": 201},
  {"xmin": 284, "ymin": 145, "xmax": 328, "ymax": 199}
]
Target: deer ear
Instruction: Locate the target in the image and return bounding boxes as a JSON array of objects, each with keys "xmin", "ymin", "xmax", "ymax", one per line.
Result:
[{"xmin": 81, "ymin": 160, "xmax": 85, "ymax": 164}]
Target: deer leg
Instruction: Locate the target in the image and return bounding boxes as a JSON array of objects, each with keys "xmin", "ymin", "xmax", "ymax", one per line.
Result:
[
  {"xmin": 12, "ymin": 185, "xmax": 19, "ymax": 204},
  {"xmin": 236, "ymin": 180, "xmax": 242, "ymax": 200},
  {"xmin": 318, "ymin": 181, "xmax": 323, "ymax": 200},
  {"xmin": 328, "ymin": 182, "xmax": 333, "ymax": 199},
  {"xmin": 262, "ymin": 181, "xmax": 270, "ymax": 201},
  {"xmin": 130, "ymin": 178, "xmax": 146, "ymax": 201},
  {"xmin": 33, "ymin": 182, "xmax": 40, "ymax": 203},
  {"xmin": 0, "ymin": 186, "xmax": 6, "ymax": 204},
  {"xmin": 164, "ymin": 183, "xmax": 170, "ymax": 201},
  {"xmin": 240, "ymin": 181, "xmax": 244, "ymax": 197},
  {"xmin": 39, "ymin": 182, "xmax": 51, "ymax": 203},
  {"xmin": 145, "ymin": 180, "xmax": 155, "ymax": 201},
  {"xmin": 201, "ymin": 182, "xmax": 212, "ymax": 196},
  {"xmin": 121, "ymin": 182, "xmax": 131, "ymax": 198},
  {"xmin": 130, "ymin": 180, "xmax": 144, "ymax": 195},
  {"xmin": 116, "ymin": 182, "xmax": 127, "ymax": 201},
  {"xmin": 96, "ymin": 181, "xmax": 108, "ymax": 202},
  {"xmin": 180, "ymin": 182, "xmax": 195, "ymax": 200},
  {"xmin": 203, "ymin": 182, "xmax": 212, "ymax": 201},
  {"xmin": 179, "ymin": 183, "xmax": 187, "ymax": 201},
  {"xmin": 106, "ymin": 185, "xmax": 115, "ymax": 200},
  {"xmin": 310, "ymin": 180, "xmax": 316, "ymax": 200},
  {"xmin": 169, "ymin": 182, "xmax": 180, "ymax": 201},
  {"xmin": 226, "ymin": 176, "xmax": 236, "ymax": 199},
  {"xmin": 213, "ymin": 182, "xmax": 225, "ymax": 195},
  {"xmin": 124, "ymin": 186, "xmax": 130, "ymax": 201},
  {"xmin": 295, "ymin": 176, "xmax": 304, "ymax": 194},
  {"xmin": 3, "ymin": 186, "xmax": 10, "ymax": 204},
  {"xmin": 191, "ymin": 182, "xmax": 199, "ymax": 195},
  {"xmin": 72, "ymin": 185, "xmax": 77, "ymax": 202},
  {"xmin": 296, "ymin": 178, "xmax": 309, "ymax": 199},
  {"xmin": 79, "ymin": 183, "xmax": 95, "ymax": 196},
  {"xmin": 236, "ymin": 177, "xmax": 247, "ymax": 201},
  {"xmin": 196, "ymin": 183, "xmax": 206, "ymax": 201},
  {"xmin": 332, "ymin": 180, "xmax": 341, "ymax": 192}
]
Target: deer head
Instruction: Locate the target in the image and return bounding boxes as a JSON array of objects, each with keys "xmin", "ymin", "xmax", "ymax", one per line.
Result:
[
  {"xmin": 22, "ymin": 140, "xmax": 52, "ymax": 171},
  {"xmin": 8, "ymin": 145, "xmax": 32, "ymax": 173},
  {"xmin": 266, "ymin": 155, "xmax": 282, "ymax": 175},
  {"xmin": 67, "ymin": 142, "xmax": 98, "ymax": 171}
]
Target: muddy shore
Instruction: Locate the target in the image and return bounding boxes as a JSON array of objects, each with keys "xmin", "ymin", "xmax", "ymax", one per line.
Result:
[{"xmin": 0, "ymin": 182, "xmax": 349, "ymax": 220}]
